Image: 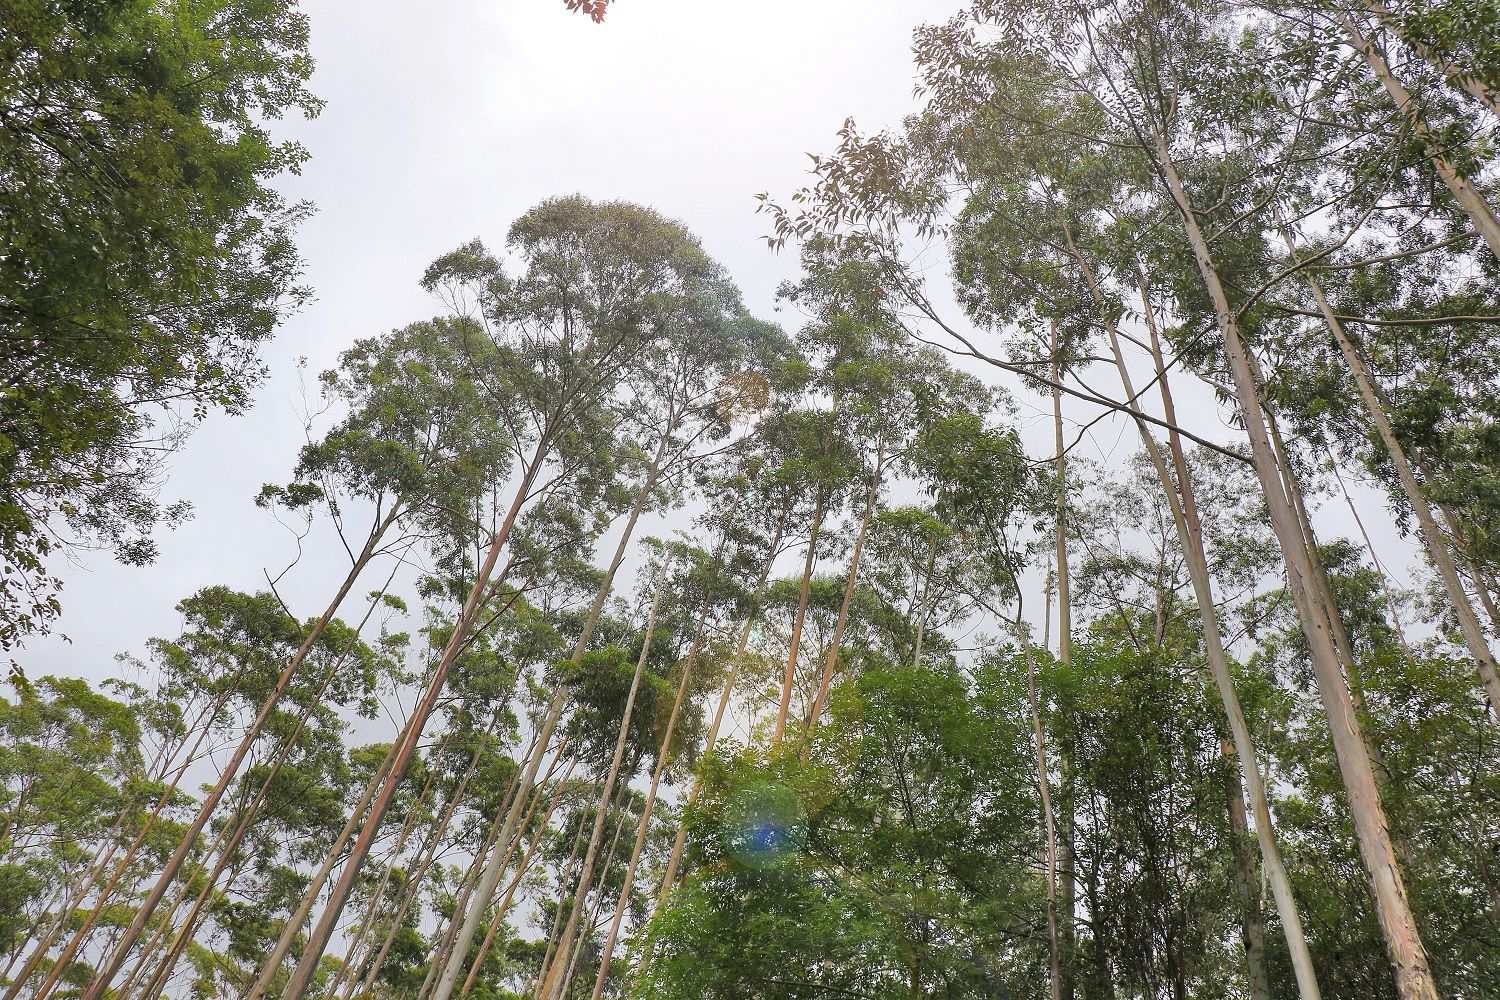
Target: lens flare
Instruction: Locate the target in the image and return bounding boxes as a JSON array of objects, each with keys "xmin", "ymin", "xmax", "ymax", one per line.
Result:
[{"xmin": 722, "ymin": 781, "xmax": 807, "ymax": 870}]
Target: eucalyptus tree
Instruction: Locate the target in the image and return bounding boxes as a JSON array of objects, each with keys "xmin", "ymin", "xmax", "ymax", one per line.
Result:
[
  {"xmin": 761, "ymin": 2, "xmax": 1454, "ymax": 992},
  {"xmin": 22, "ymin": 586, "xmax": 394, "ymax": 1000},
  {"xmin": 0, "ymin": 0, "xmax": 318, "ymax": 648},
  {"xmin": 277, "ymin": 197, "xmax": 751, "ymax": 1000},
  {"xmin": 1251, "ymin": 541, "xmax": 1500, "ymax": 996},
  {"xmin": 1321, "ymin": 7, "xmax": 1500, "ymax": 260},
  {"xmin": 421, "ymin": 206, "xmax": 780, "ymax": 1000},
  {"xmin": 80, "ymin": 313, "xmax": 512, "ymax": 1000},
  {"xmin": 650, "ymin": 458, "xmax": 810, "ymax": 914},
  {"xmin": 0, "ymin": 676, "xmax": 155, "ymax": 970},
  {"xmin": 642, "ymin": 623, "xmax": 1046, "ymax": 1000},
  {"xmin": 939, "ymin": 100, "xmax": 1323, "ymax": 989},
  {"xmin": 780, "ymin": 248, "xmax": 1007, "ymax": 742},
  {"xmin": 1051, "ymin": 7, "xmax": 1436, "ymax": 991}
]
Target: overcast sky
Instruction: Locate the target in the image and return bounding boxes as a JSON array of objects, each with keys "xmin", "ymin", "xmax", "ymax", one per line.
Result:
[{"xmin": 27, "ymin": 0, "xmax": 1417, "ymax": 692}]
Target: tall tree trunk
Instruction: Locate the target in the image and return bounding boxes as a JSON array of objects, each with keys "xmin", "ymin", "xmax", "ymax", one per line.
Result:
[
  {"xmin": 806, "ymin": 444, "xmax": 886, "ymax": 738},
  {"xmin": 1049, "ymin": 326, "xmax": 1077, "ymax": 999},
  {"xmin": 1221, "ymin": 734, "xmax": 1273, "ymax": 1000},
  {"xmin": 1155, "ymin": 134, "xmax": 1439, "ymax": 1000},
  {"xmin": 14, "ymin": 672, "xmax": 246, "ymax": 1000},
  {"xmin": 1062, "ymin": 243, "xmax": 1321, "ymax": 998},
  {"xmin": 1361, "ymin": 1, "xmax": 1500, "ymax": 120},
  {"xmin": 1282, "ymin": 227, "xmax": 1500, "ymax": 713},
  {"xmin": 774, "ymin": 493, "xmax": 826, "ymax": 742},
  {"xmin": 454, "ymin": 752, "xmax": 581, "ymax": 998},
  {"xmin": 1339, "ymin": 13, "xmax": 1500, "ymax": 261},
  {"xmin": 275, "ymin": 432, "xmax": 554, "ymax": 1000},
  {"xmin": 81, "ymin": 505, "xmax": 403, "ymax": 1000},
  {"xmin": 531, "ymin": 577, "xmax": 668, "ymax": 1000},
  {"xmin": 1146, "ymin": 322, "xmax": 1319, "ymax": 1000},
  {"xmin": 585, "ymin": 606, "xmax": 703, "ymax": 1000},
  {"xmin": 425, "ymin": 443, "xmax": 670, "ymax": 1000},
  {"xmin": 1023, "ymin": 630, "xmax": 1063, "ymax": 1000},
  {"xmin": 531, "ymin": 816, "xmax": 590, "ymax": 1000},
  {"xmin": 653, "ymin": 527, "xmax": 784, "ymax": 913}
]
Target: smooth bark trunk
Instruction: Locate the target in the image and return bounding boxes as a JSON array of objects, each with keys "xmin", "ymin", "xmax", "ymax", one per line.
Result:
[
  {"xmin": 1156, "ymin": 134, "xmax": 1438, "ymax": 1000},
  {"xmin": 1284, "ymin": 230, "xmax": 1500, "ymax": 713},
  {"xmin": 532, "ymin": 578, "xmax": 667, "ymax": 1000},
  {"xmin": 774, "ymin": 495, "xmax": 826, "ymax": 742},
  {"xmin": 82, "ymin": 505, "xmax": 402, "ymax": 1000},
  {"xmin": 425, "ymin": 446, "xmax": 667, "ymax": 1000},
  {"xmin": 806, "ymin": 445, "xmax": 886, "ymax": 738},
  {"xmin": 1340, "ymin": 14, "xmax": 1500, "ymax": 262},
  {"xmin": 585, "ymin": 605, "xmax": 702, "ymax": 1000}
]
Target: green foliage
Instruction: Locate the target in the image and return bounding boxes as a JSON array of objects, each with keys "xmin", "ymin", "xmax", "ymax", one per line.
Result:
[{"xmin": 0, "ymin": 0, "xmax": 319, "ymax": 648}]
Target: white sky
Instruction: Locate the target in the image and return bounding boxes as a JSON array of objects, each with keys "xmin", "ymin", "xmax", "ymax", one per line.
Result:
[{"xmin": 25, "ymin": 0, "xmax": 1421, "ymax": 691}]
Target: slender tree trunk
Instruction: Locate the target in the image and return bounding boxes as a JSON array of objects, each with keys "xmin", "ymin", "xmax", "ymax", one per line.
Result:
[
  {"xmin": 1433, "ymin": 504, "xmax": 1500, "ymax": 635},
  {"xmin": 425, "ymin": 443, "xmax": 669, "ymax": 1000},
  {"xmin": 1283, "ymin": 228, "xmax": 1500, "ymax": 713},
  {"xmin": 531, "ymin": 817, "xmax": 589, "ymax": 1000},
  {"xmin": 585, "ymin": 606, "xmax": 702, "ymax": 1000},
  {"xmin": 1339, "ymin": 13, "xmax": 1500, "ymax": 261},
  {"xmin": 775, "ymin": 493, "xmax": 826, "ymax": 742},
  {"xmin": 1155, "ymin": 135, "xmax": 1439, "ymax": 1000},
  {"xmin": 806, "ymin": 445, "xmax": 886, "ymax": 737},
  {"xmin": 1049, "ymin": 328, "xmax": 1077, "ymax": 998},
  {"xmin": 328, "ymin": 721, "xmax": 498, "ymax": 1000},
  {"xmin": 1361, "ymin": 1, "xmax": 1500, "ymax": 120},
  {"xmin": 276, "ymin": 434, "xmax": 551, "ymax": 1000},
  {"xmin": 82, "ymin": 504, "xmax": 404, "ymax": 1000},
  {"xmin": 654, "ymin": 528, "xmax": 784, "ymax": 913},
  {"xmin": 1221, "ymin": 735, "xmax": 1273, "ymax": 1000},
  {"xmin": 455, "ymin": 752, "xmax": 581, "ymax": 997},
  {"xmin": 532, "ymin": 577, "xmax": 668, "ymax": 1000},
  {"xmin": 1076, "ymin": 250, "xmax": 1322, "ymax": 998},
  {"xmin": 1148, "ymin": 326, "xmax": 1319, "ymax": 1000},
  {"xmin": 1023, "ymin": 631, "xmax": 1063, "ymax": 1000},
  {"xmin": 912, "ymin": 549, "xmax": 935, "ymax": 671},
  {"xmin": 245, "ymin": 696, "xmax": 443, "ymax": 1000},
  {"xmin": 14, "ymin": 675, "xmax": 244, "ymax": 1000},
  {"xmin": 557, "ymin": 787, "xmax": 634, "ymax": 1000},
  {"xmin": 354, "ymin": 739, "xmax": 553, "ymax": 1000}
]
